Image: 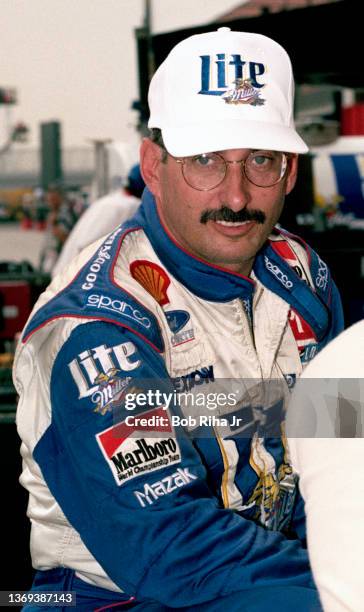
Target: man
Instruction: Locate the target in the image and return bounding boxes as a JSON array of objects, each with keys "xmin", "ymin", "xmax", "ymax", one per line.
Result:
[
  {"xmin": 51, "ymin": 164, "xmax": 145, "ymax": 277},
  {"xmin": 287, "ymin": 321, "xmax": 364, "ymax": 612},
  {"xmin": 14, "ymin": 28, "xmax": 343, "ymax": 610}
]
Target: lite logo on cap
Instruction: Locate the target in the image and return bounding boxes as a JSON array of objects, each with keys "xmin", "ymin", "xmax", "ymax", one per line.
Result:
[
  {"xmin": 199, "ymin": 46, "xmax": 266, "ymax": 107},
  {"xmin": 148, "ymin": 27, "xmax": 308, "ymax": 157}
]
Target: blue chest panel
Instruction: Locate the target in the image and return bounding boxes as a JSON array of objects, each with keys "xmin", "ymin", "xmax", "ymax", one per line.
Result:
[{"xmin": 23, "ymin": 225, "xmax": 164, "ymax": 352}]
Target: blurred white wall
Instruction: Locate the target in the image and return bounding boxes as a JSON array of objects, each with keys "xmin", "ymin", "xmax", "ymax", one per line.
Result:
[{"xmin": 0, "ymin": 0, "xmax": 240, "ymax": 150}]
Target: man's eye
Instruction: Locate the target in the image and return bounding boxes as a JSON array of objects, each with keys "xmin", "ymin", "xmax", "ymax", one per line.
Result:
[
  {"xmin": 193, "ymin": 155, "xmax": 214, "ymax": 167},
  {"xmin": 251, "ymin": 155, "xmax": 271, "ymax": 166}
]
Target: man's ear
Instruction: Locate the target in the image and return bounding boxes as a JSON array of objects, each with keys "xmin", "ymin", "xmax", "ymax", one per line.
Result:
[
  {"xmin": 140, "ymin": 138, "xmax": 163, "ymax": 198},
  {"xmin": 285, "ymin": 154, "xmax": 299, "ymax": 195}
]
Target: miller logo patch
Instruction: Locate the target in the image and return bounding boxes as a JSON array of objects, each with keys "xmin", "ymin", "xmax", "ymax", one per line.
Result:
[
  {"xmin": 92, "ymin": 369, "xmax": 132, "ymax": 415},
  {"xmin": 96, "ymin": 408, "xmax": 181, "ymax": 486},
  {"xmin": 222, "ymin": 78, "xmax": 265, "ymax": 106},
  {"xmin": 130, "ymin": 260, "xmax": 170, "ymax": 306}
]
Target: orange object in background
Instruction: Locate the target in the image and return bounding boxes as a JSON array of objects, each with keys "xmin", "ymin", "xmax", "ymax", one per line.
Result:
[{"xmin": 341, "ymin": 104, "xmax": 364, "ymax": 136}]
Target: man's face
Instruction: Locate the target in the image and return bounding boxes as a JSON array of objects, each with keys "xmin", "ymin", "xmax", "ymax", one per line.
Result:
[{"xmin": 141, "ymin": 140, "xmax": 298, "ymax": 276}]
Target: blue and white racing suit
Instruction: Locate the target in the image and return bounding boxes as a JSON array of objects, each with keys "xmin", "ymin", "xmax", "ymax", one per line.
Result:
[{"xmin": 14, "ymin": 188, "xmax": 343, "ymax": 610}]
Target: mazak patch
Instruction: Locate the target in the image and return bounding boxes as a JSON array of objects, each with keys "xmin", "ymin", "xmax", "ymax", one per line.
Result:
[
  {"xmin": 134, "ymin": 467, "xmax": 197, "ymax": 507},
  {"xmin": 96, "ymin": 408, "xmax": 181, "ymax": 486}
]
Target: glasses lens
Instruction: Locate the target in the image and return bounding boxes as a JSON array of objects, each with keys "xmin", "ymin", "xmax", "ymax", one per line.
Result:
[
  {"xmin": 245, "ymin": 151, "xmax": 287, "ymax": 187},
  {"xmin": 182, "ymin": 153, "xmax": 226, "ymax": 190}
]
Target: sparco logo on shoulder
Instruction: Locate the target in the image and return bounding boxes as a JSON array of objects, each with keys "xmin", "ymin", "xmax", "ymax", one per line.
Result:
[
  {"xmin": 87, "ymin": 294, "xmax": 151, "ymax": 329},
  {"xmin": 315, "ymin": 257, "xmax": 328, "ymax": 291},
  {"xmin": 264, "ymin": 256, "xmax": 293, "ymax": 289}
]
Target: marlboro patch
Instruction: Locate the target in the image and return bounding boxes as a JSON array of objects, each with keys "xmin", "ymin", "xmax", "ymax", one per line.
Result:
[{"xmin": 96, "ymin": 408, "xmax": 181, "ymax": 486}]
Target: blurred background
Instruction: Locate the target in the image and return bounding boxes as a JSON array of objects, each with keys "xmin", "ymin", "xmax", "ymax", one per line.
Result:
[{"xmin": 1, "ymin": 0, "xmax": 363, "ymax": 595}]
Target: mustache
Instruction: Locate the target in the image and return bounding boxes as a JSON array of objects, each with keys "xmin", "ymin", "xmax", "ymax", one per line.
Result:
[{"xmin": 200, "ymin": 205, "xmax": 266, "ymax": 225}]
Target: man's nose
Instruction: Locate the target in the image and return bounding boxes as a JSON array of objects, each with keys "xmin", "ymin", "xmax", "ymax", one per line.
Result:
[{"xmin": 220, "ymin": 161, "xmax": 251, "ymax": 211}]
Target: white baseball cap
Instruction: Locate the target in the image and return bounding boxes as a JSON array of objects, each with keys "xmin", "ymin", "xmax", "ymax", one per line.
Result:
[{"xmin": 148, "ymin": 28, "xmax": 308, "ymax": 156}]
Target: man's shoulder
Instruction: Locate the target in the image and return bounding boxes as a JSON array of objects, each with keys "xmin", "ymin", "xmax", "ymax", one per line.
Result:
[
  {"xmin": 270, "ymin": 227, "xmax": 312, "ymax": 262},
  {"xmin": 21, "ymin": 226, "xmax": 165, "ymax": 354},
  {"xmin": 269, "ymin": 226, "xmax": 331, "ymax": 291}
]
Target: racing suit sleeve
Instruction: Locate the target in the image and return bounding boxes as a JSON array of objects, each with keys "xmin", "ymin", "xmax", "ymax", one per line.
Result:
[{"xmin": 33, "ymin": 320, "xmax": 318, "ymax": 608}]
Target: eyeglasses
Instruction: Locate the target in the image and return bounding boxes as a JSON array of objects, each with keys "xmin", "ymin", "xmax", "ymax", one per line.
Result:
[{"xmin": 174, "ymin": 150, "xmax": 289, "ymax": 191}]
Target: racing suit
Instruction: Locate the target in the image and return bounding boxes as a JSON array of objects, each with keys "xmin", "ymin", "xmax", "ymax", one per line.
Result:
[{"xmin": 14, "ymin": 188, "xmax": 343, "ymax": 610}]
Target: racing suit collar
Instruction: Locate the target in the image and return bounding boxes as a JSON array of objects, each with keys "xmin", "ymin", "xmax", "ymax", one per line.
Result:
[{"xmin": 137, "ymin": 188, "xmax": 255, "ymax": 303}]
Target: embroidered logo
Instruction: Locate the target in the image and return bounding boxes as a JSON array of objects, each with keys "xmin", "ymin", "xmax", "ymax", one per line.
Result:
[
  {"xmin": 289, "ymin": 309, "xmax": 318, "ymax": 365},
  {"xmin": 241, "ymin": 298, "xmax": 252, "ymax": 323},
  {"xmin": 199, "ymin": 53, "xmax": 266, "ymax": 99},
  {"xmin": 283, "ymin": 373, "xmax": 296, "ymax": 389},
  {"xmin": 264, "ymin": 256, "xmax": 293, "ymax": 289},
  {"xmin": 222, "ymin": 78, "xmax": 265, "ymax": 106},
  {"xmin": 165, "ymin": 310, "xmax": 195, "ymax": 346},
  {"xmin": 171, "ymin": 328, "xmax": 195, "ymax": 347},
  {"xmin": 86, "ymin": 294, "xmax": 151, "ymax": 329},
  {"xmin": 315, "ymin": 257, "xmax": 328, "ymax": 291},
  {"xmin": 300, "ymin": 343, "xmax": 318, "ymax": 365},
  {"xmin": 172, "ymin": 365, "xmax": 215, "ymax": 393},
  {"xmin": 134, "ymin": 467, "xmax": 197, "ymax": 507},
  {"xmin": 270, "ymin": 239, "xmax": 305, "ymax": 282},
  {"xmin": 130, "ymin": 260, "xmax": 170, "ymax": 306},
  {"xmin": 96, "ymin": 408, "xmax": 181, "ymax": 486},
  {"xmin": 92, "ymin": 369, "xmax": 132, "ymax": 415},
  {"xmin": 165, "ymin": 310, "xmax": 190, "ymax": 334},
  {"xmin": 68, "ymin": 341, "xmax": 141, "ymax": 399},
  {"xmin": 82, "ymin": 227, "xmax": 122, "ymax": 291}
]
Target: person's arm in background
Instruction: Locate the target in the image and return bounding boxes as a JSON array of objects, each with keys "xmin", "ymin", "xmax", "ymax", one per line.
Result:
[
  {"xmin": 287, "ymin": 321, "xmax": 364, "ymax": 611},
  {"xmin": 289, "ymin": 260, "xmax": 344, "ymax": 546},
  {"xmin": 51, "ymin": 193, "xmax": 140, "ymax": 278}
]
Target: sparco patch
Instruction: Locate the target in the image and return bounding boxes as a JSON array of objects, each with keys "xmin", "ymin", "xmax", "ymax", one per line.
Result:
[{"xmin": 96, "ymin": 409, "xmax": 181, "ymax": 486}]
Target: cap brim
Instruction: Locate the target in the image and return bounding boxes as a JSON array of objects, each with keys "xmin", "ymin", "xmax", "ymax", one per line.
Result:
[{"xmin": 162, "ymin": 119, "xmax": 308, "ymax": 156}]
